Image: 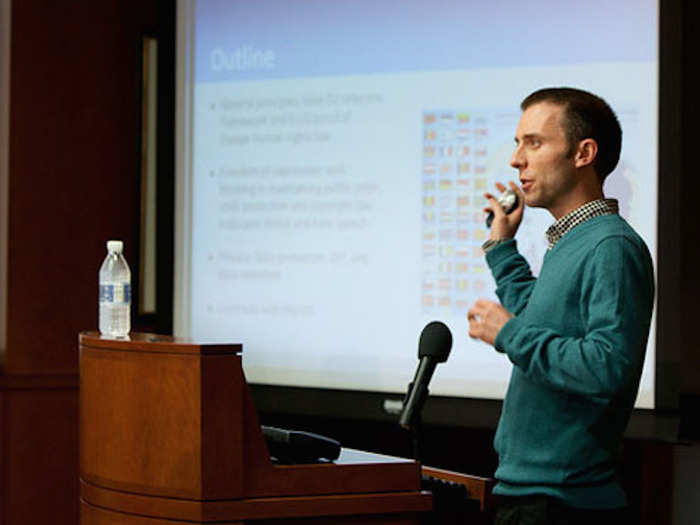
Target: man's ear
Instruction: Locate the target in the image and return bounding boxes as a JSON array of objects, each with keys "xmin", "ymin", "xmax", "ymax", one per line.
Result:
[{"xmin": 574, "ymin": 138, "xmax": 598, "ymax": 169}]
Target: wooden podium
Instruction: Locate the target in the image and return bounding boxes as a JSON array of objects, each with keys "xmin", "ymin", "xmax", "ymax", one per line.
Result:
[{"xmin": 79, "ymin": 332, "xmax": 433, "ymax": 524}]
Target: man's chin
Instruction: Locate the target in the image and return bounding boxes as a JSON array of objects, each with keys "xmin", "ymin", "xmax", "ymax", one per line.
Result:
[{"xmin": 523, "ymin": 194, "xmax": 540, "ymax": 208}]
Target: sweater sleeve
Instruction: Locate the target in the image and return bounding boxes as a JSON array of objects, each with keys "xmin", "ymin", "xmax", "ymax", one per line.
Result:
[
  {"xmin": 493, "ymin": 236, "xmax": 654, "ymax": 398},
  {"xmin": 485, "ymin": 238, "xmax": 537, "ymax": 316}
]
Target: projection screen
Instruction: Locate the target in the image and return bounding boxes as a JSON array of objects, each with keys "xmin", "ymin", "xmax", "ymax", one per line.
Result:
[{"xmin": 175, "ymin": 0, "xmax": 658, "ymax": 408}]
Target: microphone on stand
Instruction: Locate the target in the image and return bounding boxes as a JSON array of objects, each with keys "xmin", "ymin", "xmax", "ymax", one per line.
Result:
[{"xmin": 399, "ymin": 321, "xmax": 453, "ymax": 430}]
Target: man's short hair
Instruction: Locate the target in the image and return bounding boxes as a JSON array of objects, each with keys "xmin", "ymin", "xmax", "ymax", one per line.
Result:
[{"xmin": 521, "ymin": 87, "xmax": 622, "ymax": 182}]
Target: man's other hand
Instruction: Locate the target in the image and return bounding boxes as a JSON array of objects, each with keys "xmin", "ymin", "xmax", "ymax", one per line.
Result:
[{"xmin": 467, "ymin": 299, "xmax": 514, "ymax": 347}]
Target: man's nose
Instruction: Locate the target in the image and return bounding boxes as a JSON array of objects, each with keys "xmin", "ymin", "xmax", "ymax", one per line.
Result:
[{"xmin": 510, "ymin": 146, "xmax": 524, "ymax": 169}]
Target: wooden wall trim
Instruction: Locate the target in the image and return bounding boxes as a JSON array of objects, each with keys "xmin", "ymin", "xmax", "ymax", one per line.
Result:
[
  {"xmin": 0, "ymin": 0, "xmax": 10, "ymax": 362},
  {"xmin": 1, "ymin": 388, "xmax": 5, "ymax": 525},
  {"xmin": 2, "ymin": 387, "xmax": 79, "ymax": 524},
  {"xmin": 0, "ymin": 373, "xmax": 78, "ymax": 390}
]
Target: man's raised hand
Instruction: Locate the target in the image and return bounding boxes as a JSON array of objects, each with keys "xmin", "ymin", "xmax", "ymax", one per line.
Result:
[{"xmin": 484, "ymin": 181, "xmax": 525, "ymax": 240}]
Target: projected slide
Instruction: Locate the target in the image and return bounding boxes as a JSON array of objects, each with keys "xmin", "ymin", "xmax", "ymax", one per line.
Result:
[{"xmin": 177, "ymin": 0, "xmax": 658, "ymax": 407}]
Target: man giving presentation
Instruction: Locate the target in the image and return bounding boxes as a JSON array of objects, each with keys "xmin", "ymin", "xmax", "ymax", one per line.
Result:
[{"xmin": 467, "ymin": 87, "xmax": 655, "ymax": 525}]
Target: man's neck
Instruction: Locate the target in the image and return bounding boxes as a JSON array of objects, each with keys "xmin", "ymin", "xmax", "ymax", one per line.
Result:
[{"xmin": 549, "ymin": 177, "xmax": 604, "ymax": 220}]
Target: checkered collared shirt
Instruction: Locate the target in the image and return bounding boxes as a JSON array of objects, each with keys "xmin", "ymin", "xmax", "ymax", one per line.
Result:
[{"xmin": 545, "ymin": 198, "xmax": 619, "ymax": 250}]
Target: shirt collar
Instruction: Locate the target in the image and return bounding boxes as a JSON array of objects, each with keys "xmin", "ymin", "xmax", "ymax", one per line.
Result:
[{"xmin": 545, "ymin": 198, "xmax": 619, "ymax": 249}]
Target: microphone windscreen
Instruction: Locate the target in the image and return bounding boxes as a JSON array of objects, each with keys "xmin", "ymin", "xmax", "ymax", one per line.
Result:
[{"xmin": 418, "ymin": 321, "xmax": 452, "ymax": 362}]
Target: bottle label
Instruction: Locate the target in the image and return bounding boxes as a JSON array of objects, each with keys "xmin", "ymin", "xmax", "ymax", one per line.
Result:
[{"xmin": 100, "ymin": 283, "xmax": 131, "ymax": 303}]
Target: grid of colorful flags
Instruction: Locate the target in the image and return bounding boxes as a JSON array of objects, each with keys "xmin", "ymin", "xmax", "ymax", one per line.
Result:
[{"xmin": 421, "ymin": 110, "xmax": 490, "ymax": 313}]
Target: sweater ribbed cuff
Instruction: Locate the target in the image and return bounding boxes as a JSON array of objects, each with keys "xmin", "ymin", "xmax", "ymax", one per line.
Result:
[
  {"xmin": 485, "ymin": 237, "xmax": 518, "ymax": 265},
  {"xmin": 494, "ymin": 315, "xmax": 523, "ymax": 355}
]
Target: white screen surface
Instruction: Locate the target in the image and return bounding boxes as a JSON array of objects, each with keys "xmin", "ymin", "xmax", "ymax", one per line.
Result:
[{"xmin": 176, "ymin": 0, "xmax": 658, "ymax": 408}]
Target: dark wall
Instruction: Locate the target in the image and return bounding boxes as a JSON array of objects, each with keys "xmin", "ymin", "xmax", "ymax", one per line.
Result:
[
  {"xmin": 1, "ymin": 1, "xmax": 169, "ymax": 523},
  {"xmin": 6, "ymin": 0, "xmax": 161, "ymax": 373},
  {"xmin": 679, "ymin": 1, "xmax": 700, "ymax": 396}
]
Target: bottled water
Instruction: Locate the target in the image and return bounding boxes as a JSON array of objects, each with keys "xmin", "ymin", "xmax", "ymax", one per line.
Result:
[{"xmin": 99, "ymin": 240, "xmax": 131, "ymax": 337}]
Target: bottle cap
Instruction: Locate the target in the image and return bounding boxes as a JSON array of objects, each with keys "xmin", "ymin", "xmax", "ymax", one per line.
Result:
[{"xmin": 106, "ymin": 240, "xmax": 123, "ymax": 253}]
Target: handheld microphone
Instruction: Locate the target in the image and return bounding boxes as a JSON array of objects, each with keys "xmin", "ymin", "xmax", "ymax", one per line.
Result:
[
  {"xmin": 486, "ymin": 188, "xmax": 519, "ymax": 228},
  {"xmin": 399, "ymin": 321, "xmax": 453, "ymax": 429}
]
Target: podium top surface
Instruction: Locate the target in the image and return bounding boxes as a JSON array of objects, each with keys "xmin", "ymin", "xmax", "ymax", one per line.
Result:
[
  {"xmin": 334, "ymin": 448, "xmax": 418, "ymax": 465},
  {"xmin": 79, "ymin": 331, "xmax": 242, "ymax": 355}
]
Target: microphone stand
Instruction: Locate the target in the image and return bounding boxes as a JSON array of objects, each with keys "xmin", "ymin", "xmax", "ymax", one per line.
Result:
[
  {"xmin": 410, "ymin": 411, "xmax": 423, "ymax": 462},
  {"xmin": 402, "ymin": 380, "xmax": 427, "ymax": 462}
]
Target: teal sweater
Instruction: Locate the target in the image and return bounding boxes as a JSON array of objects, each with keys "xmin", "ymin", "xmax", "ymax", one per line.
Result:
[{"xmin": 486, "ymin": 214, "xmax": 654, "ymax": 508}]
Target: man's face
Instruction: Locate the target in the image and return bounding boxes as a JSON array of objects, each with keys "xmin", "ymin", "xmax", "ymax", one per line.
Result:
[{"xmin": 510, "ymin": 102, "xmax": 578, "ymax": 218}]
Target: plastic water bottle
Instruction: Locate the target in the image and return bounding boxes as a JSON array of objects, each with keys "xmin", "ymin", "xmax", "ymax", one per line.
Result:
[{"xmin": 99, "ymin": 240, "xmax": 131, "ymax": 337}]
